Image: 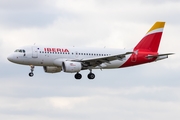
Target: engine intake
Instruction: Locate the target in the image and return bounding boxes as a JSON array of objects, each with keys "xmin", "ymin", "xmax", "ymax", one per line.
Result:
[{"xmin": 62, "ymin": 61, "xmax": 82, "ymax": 73}]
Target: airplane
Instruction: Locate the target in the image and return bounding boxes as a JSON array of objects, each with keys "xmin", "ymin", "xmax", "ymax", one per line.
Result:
[{"xmin": 7, "ymin": 22, "xmax": 174, "ymax": 79}]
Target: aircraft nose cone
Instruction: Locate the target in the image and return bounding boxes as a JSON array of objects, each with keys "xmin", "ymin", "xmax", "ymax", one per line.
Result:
[{"xmin": 7, "ymin": 54, "xmax": 14, "ymax": 62}]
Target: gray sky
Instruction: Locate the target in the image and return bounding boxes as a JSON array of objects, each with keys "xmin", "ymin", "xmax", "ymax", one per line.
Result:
[{"xmin": 0, "ymin": 0, "xmax": 180, "ymax": 120}]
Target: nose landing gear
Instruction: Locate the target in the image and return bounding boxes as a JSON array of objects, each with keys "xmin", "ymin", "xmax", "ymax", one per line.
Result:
[{"xmin": 29, "ymin": 65, "xmax": 34, "ymax": 77}]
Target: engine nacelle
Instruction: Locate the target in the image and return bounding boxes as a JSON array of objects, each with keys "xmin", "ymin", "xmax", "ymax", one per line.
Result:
[
  {"xmin": 62, "ymin": 61, "xmax": 82, "ymax": 73},
  {"xmin": 43, "ymin": 66, "xmax": 62, "ymax": 73}
]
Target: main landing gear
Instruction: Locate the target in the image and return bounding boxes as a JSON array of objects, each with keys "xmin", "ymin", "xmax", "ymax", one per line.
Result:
[
  {"xmin": 87, "ymin": 73, "xmax": 95, "ymax": 79},
  {"xmin": 74, "ymin": 69, "xmax": 95, "ymax": 80},
  {"xmin": 74, "ymin": 72, "xmax": 82, "ymax": 79},
  {"xmin": 87, "ymin": 69, "xmax": 95, "ymax": 79},
  {"xmin": 29, "ymin": 65, "xmax": 34, "ymax": 77}
]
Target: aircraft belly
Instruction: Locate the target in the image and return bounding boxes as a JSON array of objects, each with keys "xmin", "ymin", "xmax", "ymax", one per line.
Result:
[{"xmin": 22, "ymin": 57, "xmax": 54, "ymax": 66}]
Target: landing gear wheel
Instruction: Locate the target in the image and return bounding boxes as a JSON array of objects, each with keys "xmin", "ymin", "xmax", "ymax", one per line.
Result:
[
  {"xmin": 29, "ymin": 72, "xmax": 34, "ymax": 77},
  {"xmin": 88, "ymin": 73, "xmax": 95, "ymax": 79},
  {"xmin": 75, "ymin": 73, "xmax": 82, "ymax": 80},
  {"xmin": 29, "ymin": 65, "xmax": 35, "ymax": 77}
]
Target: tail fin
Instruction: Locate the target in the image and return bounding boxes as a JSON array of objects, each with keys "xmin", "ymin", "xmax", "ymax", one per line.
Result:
[{"xmin": 134, "ymin": 22, "xmax": 165, "ymax": 52}]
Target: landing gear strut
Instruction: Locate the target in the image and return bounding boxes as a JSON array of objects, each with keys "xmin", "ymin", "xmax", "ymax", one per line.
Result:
[
  {"xmin": 87, "ymin": 69, "xmax": 95, "ymax": 79},
  {"xmin": 87, "ymin": 73, "xmax": 95, "ymax": 79},
  {"xmin": 29, "ymin": 65, "xmax": 34, "ymax": 77},
  {"xmin": 74, "ymin": 72, "xmax": 82, "ymax": 79}
]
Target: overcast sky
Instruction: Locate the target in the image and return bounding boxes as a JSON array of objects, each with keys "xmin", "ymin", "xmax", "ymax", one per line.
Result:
[{"xmin": 0, "ymin": 0, "xmax": 180, "ymax": 120}]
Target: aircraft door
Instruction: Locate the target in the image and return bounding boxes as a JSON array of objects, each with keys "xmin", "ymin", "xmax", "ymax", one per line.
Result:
[{"xmin": 32, "ymin": 46, "xmax": 38, "ymax": 58}]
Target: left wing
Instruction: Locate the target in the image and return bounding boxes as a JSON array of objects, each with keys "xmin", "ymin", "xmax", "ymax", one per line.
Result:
[{"xmin": 74, "ymin": 52, "xmax": 133, "ymax": 67}]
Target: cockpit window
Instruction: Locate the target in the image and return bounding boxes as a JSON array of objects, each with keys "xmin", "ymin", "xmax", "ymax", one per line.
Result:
[
  {"xmin": 14, "ymin": 49, "xmax": 26, "ymax": 53},
  {"xmin": 15, "ymin": 49, "xmax": 19, "ymax": 52}
]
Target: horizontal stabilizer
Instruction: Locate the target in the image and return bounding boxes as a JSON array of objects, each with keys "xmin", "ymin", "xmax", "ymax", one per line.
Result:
[
  {"xmin": 146, "ymin": 53, "xmax": 174, "ymax": 61},
  {"xmin": 146, "ymin": 53, "xmax": 174, "ymax": 58}
]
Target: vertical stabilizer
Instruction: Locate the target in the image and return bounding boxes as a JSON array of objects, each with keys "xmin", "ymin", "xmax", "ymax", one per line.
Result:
[{"xmin": 134, "ymin": 22, "xmax": 165, "ymax": 52}]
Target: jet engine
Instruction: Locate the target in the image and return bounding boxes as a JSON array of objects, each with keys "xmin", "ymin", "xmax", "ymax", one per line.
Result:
[
  {"xmin": 43, "ymin": 66, "xmax": 62, "ymax": 73},
  {"xmin": 62, "ymin": 61, "xmax": 82, "ymax": 73}
]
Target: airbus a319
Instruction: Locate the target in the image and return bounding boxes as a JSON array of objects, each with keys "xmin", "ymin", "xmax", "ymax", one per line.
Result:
[{"xmin": 7, "ymin": 22, "xmax": 173, "ymax": 79}]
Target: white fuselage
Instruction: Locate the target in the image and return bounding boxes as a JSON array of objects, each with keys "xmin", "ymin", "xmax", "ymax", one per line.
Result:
[{"xmin": 8, "ymin": 45, "xmax": 132, "ymax": 69}]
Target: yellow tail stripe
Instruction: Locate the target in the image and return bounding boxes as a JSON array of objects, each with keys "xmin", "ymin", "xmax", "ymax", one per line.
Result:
[{"xmin": 147, "ymin": 22, "xmax": 165, "ymax": 33}]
